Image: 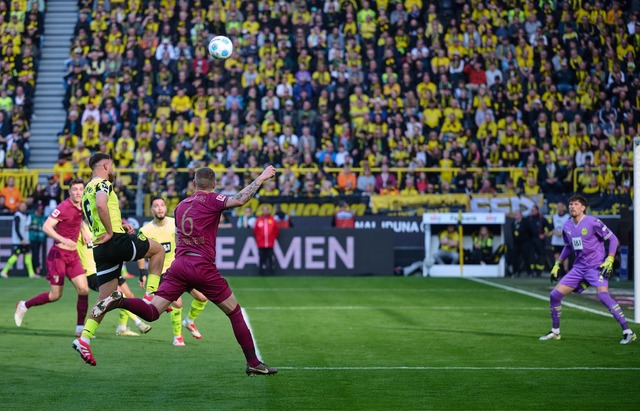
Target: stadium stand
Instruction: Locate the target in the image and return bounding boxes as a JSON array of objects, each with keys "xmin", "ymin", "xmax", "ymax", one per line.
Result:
[
  {"xmin": 4, "ymin": 0, "xmax": 637, "ymax": 211},
  {"xmin": 0, "ymin": 0, "xmax": 44, "ymax": 169}
]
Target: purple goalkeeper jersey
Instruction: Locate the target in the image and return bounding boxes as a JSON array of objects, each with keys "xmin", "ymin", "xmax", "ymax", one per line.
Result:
[
  {"xmin": 174, "ymin": 191, "xmax": 227, "ymax": 261},
  {"xmin": 562, "ymin": 215, "xmax": 613, "ymax": 270}
]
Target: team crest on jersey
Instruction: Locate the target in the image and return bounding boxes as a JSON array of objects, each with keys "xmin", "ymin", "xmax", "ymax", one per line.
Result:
[
  {"xmin": 51, "ymin": 209, "xmax": 60, "ymax": 218},
  {"xmin": 216, "ymin": 194, "xmax": 226, "ymax": 201},
  {"xmin": 581, "ymin": 228, "xmax": 588, "ymax": 235}
]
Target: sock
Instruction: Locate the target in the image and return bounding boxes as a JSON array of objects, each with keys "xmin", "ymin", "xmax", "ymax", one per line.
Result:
[
  {"xmin": 24, "ymin": 254, "xmax": 35, "ymax": 276},
  {"xmin": 145, "ymin": 274, "xmax": 161, "ymax": 294},
  {"xmin": 119, "ymin": 309, "xmax": 129, "ymax": 327},
  {"xmin": 25, "ymin": 292, "xmax": 51, "ymax": 308},
  {"xmin": 226, "ymin": 305, "xmax": 259, "ymax": 367},
  {"xmin": 125, "ymin": 310, "xmax": 142, "ymax": 325},
  {"xmin": 170, "ymin": 306, "xmax": 182, "ymax": 337},
  {"xmin": 76, "ymin": 294, "xmax": 88, "ymax": 326},
  {"xmin": 81, "ymin": 318, "xmax": 100, "ymax": 341},
  {"xmin": 550, "ymin": 289, "xmax": 564, "ymax": 330},
  {"xmin": 2, "ymin": 254, "xmax": 18, "ymax": 273},
  {"xmin": 119, "ymin": 298, "xmax": 161, "ymax": 322},
  {"xmin": 597, "ymin": 292, "xmax": 629, "ymax": 331},
  {"xmin": 189, "ymin": 299, "xmax": 207, "ymax": 321}
]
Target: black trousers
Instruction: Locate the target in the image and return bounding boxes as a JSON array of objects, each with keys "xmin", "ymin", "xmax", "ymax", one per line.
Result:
[{"xmin": 258, "ymin": 247, "xmax": 276, "ymax": 275}]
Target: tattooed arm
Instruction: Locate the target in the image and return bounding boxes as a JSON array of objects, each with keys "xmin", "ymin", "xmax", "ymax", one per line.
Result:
[{"xmin": 224, "ymin": 165, "xmax": 276, "ymax": 209}]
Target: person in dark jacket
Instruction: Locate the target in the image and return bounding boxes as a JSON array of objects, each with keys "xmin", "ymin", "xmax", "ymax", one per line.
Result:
[
  {"xmin": 527, "ymin": 205, "xmax": 552, "ymax": 277},
  {"xmin": 509, "ymin": 210, "xmax": 533, "ymax": 277}
]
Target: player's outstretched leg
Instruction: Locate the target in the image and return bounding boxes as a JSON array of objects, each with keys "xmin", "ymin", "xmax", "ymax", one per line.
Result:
[
  {"xmin": 91, "ymin": 290, "xmax": 124, "ymax": 318},
  {"xmin": 225, "ymin": 304, "xmax": 277, "ymax": 376},
  {"xmin": 597, "ymin": 292, "xmax": 637, "ymax": 344}
]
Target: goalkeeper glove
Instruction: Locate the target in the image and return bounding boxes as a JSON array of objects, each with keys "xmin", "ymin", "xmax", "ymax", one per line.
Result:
[
  {"xmin": 598, "ymin": 256, "xmax": 615, "ymax": 279},
  {"xmin": 550, "ymin": 261, "xmax": 560, "ymax": 283}
]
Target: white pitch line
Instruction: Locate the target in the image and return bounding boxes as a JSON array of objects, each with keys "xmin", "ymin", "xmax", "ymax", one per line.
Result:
[
  {"xmin": 238, "ymin": 288, "xmax": 482, "ymax": 293},
  {"xmin": 241, "ymin": 307, "xmax": 262, "ymax": 362},
  {"xmin": 246, "ymin": 306, "xmax": 546, "ymax": 311},
  {"xmin": 469, "ymin": 278, "xmax": 638, "ymax": 323},
  {"xmin": 277, "ymin": 366, "xmax": 640, "ymax": 371}
]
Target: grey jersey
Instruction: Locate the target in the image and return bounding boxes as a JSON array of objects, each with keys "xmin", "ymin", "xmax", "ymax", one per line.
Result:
[{"xmin": 12, "ymin": 211, "xmax": 31, "ymax": 245}]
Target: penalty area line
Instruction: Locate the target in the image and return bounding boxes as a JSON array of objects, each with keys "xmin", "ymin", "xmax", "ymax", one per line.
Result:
[
  {"xmin": 468, "ymin": 278, "xmax": 638, "ymax": 323},
  {"xmin": 241, "ymin": 307, "xmax": 262, "ymax": 362},
  {"xmin": 277, "ymin": 366, "xmax": 640, "ymax": 371}
]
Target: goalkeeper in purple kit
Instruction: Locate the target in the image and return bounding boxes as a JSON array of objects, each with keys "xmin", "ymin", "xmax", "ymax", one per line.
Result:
[{"xmin": 540, "ymin": 194, "xmax": 636, "ymax": 344}]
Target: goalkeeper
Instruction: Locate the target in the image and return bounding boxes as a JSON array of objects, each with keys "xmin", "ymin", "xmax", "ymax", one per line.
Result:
[{"xmin": 540, "ymin": 194, "xmax": 635, "ymax": 344}]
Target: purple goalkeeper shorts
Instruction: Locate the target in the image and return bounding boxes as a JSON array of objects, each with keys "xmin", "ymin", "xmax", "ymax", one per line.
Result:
[
  {"xmin": 155, "ymin": 256, "xmax": 232, "ymax": 305},
  {"xmin": 559, "ymin": 265, "xmax": 608, "ymax": 290}
]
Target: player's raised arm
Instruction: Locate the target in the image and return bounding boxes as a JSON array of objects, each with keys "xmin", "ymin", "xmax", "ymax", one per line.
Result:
[{"xmin": 225, "ymin": 165, "xmax": 276, "ymax": 209}]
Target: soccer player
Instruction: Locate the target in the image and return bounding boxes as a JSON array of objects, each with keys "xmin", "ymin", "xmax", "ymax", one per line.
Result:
[
  {"xmin": 1, "ymin": 201, "xmax": 37, "ymax": 278},
  {"xmin": 91, "ymin": 166, "xmax": 278, "ymax": 376},
  {"xmin": 137, "ymin": 196, "xmax": 208, "ymax": 346},
  {"xmin": 72, "ymin": 153, "xmax": 165, "ymax": 366},
  {"xmin": 14, "ymin": 179, "xmax": 90, "ymax": 336},
  {"xmin": 81, "ymin": 229, "xmax": 152, "ymax": 337},
  {"xmin": 540, "ymin": 194, "xmax": 636, "ymax": 344}
]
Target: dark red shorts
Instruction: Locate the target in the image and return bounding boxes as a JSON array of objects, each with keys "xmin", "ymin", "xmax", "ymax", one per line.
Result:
[
  {"xmin": 156, "ymin": 256, "xmax": 231, "ymax": 305},
  {"xmin": 46, "ymin": 246, "xmax": 85, "ymax": 286}
]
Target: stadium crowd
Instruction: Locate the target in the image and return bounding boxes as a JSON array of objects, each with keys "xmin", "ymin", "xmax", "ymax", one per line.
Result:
[
  {"xmin": 0, "ymin": 0, "xmax": 44, "ymax": 170},
  {"xmin": 2, "ymin": 0, "xmax": 640, "ymax": 209}
]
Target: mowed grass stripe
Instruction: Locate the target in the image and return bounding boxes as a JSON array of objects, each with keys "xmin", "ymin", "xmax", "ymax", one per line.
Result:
[
  {"xmin": 278, "ymin": 366, "xmax": 640, "ymax": 371},
  {"xmin": 470, "ymin": 277, "xmax": 630, "ymax": 320}
]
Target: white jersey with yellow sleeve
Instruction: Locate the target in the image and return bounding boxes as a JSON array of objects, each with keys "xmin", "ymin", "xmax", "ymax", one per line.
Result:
[
  {"xmin": 139, "ymin": 217, "xmax": 176, "ymax": 273},
  {"xmin": 77, "ymin": 231, "xmax": 96, "ymax": 275}
]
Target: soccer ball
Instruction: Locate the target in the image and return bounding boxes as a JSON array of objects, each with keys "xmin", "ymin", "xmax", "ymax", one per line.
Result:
[{"xmin": 208, "ymin": 36, "xmax": 233, "ymax": 60}]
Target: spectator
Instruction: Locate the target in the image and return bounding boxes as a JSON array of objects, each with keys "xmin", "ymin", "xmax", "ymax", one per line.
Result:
[
  {"xmin": 236, "ymin": 206, "xmax": 256, "ymax": 229},
  {"xmin": 0, "ymin": 176, "xmax": 22, "ymax": 212},
  {"xmin": 332, "ymin": 200, "xmax": 355, "ymax": 228},
  {"xmin": 273, "ymin": 204, "xmax": 292, "ymax": 229},
  {"xmin": 374, "ymin": 163, "xmax": 397, "ymax": 193}
]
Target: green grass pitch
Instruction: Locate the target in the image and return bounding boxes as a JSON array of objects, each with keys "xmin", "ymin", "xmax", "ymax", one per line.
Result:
[{"xmin": 1, "ymin": 276, "xmax": 639, "ymax": 410}]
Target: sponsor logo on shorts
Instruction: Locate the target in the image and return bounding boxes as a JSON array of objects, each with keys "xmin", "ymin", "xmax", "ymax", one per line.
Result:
[{"xmin": 138, "ymin": 232, "xmax": 147, "ymax": 241}]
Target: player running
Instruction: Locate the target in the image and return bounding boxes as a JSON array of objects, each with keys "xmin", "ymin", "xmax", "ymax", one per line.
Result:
[
  {"xmin": 14, "ymin": 179, "xmax": 90, "ymax": 335},
  {"xmin": 72, "ymin": 153, "xmax": 165, "ymax": 366},
  {"xmin": 91, "ymin": 166, "xmax": 278, "ymax": 376},
  {"xmin": 137, "ymin": 196, "xmax": 208, "ymax": 346},
  {"xmin": 540, "ymin": 194, "xmax": 636, "ymax": 344}
]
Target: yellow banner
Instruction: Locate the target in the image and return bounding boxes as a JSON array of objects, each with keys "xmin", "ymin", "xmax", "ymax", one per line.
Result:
[{"xmin": 371, "ymin": 194, "xmax": 470, "ymax": 214}]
